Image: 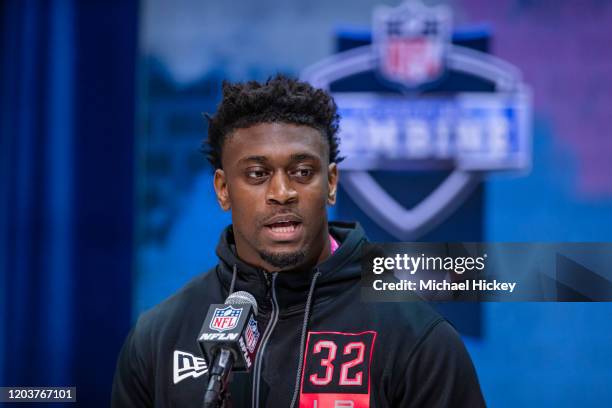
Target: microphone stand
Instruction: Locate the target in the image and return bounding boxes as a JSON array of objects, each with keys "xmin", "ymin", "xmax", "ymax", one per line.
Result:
[{"xmin": 203, "ymin": 349, "xmax": 234, "ymax": 408}]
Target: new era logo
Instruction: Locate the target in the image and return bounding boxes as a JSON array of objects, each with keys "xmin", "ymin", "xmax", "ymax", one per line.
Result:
[{"xmin": 173, "ymin": 350, "xmax": 208, "ymax": 384}]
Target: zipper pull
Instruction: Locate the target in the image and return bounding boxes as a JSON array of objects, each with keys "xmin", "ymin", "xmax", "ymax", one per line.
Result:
[
  {"xmin": 263, "ymin": 271, "xmax": 272, "ymax": 288},
  {"xmin": 259, "ymin": 269, "xmax": 275, "ymax": 297}
]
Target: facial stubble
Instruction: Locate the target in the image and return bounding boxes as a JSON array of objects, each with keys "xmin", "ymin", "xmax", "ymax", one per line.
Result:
[{"xmin": 257, "ymin": 248, "xmax": 306, "ymax": 270}]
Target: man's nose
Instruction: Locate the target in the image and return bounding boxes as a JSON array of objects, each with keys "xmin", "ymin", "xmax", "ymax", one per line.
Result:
[{"xmin": 266, "ymin": 172, "xmax": 298, "ymax": 205}]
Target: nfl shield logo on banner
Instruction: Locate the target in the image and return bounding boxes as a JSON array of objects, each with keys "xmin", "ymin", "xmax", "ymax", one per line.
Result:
[
  {"xmin": 301, "ymin": 0, "xmax": 531, "ymax": 240},
  {"xmin": 209, "ymin": 305, "xmax": 242, "ymax": 332},
  {"xmin": 373, "ymin": 2, "xmax": 451, "ymax": 87}
]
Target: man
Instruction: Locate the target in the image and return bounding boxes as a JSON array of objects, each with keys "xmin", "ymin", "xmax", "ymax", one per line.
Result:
[{"xmin": 112, "ymin": 75, "xmax": 486, "ymax": 407}]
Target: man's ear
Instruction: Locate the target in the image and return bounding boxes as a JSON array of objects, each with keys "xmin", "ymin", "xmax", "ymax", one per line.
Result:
[
  {"xmin": 327, "ymin": 162, "xmax": 338, "ymax": 206},
  {"xmin": 213, "ymin": 169, "xmax": 231, "ymax": 210}
]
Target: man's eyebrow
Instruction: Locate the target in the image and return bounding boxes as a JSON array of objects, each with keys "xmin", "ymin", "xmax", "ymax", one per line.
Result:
[
  {"xmin": 290, "ymin": 153, "xmax": 320, "ymax": 163},
  {"xmin": 237, "ymin": 155, "xmax": 268, "ymax": 165}
]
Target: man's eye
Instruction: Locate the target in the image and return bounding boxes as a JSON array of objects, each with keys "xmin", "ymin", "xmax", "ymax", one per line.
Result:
[
  {"xmin": 246, "ymin": 170, "xmax": 267, "ymax": 179},
  {"xmin": 293, "ymin": 168, "xmax": 313, "ymax": 178}
]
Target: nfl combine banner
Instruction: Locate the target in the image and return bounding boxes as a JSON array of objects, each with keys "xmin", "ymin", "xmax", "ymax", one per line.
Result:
[{"xmin": 302, "ymin": 1, "xmax": 532, "ymax": 240}]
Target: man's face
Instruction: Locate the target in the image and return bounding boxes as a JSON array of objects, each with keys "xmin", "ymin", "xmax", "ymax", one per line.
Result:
[{"xmin": 213, "ymin": 122, "xmax": 338, "ymax": 272}]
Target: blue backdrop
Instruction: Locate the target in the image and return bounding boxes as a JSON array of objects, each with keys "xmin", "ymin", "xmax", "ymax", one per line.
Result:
[{"xmin": 0, "ymin": 1, "xmax": 137, "ymax": 406}]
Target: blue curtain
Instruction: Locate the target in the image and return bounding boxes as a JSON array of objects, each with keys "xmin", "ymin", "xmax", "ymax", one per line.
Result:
[{"xmin": 0, "ymin": 0, "xmax": 137, "ymax": 406}]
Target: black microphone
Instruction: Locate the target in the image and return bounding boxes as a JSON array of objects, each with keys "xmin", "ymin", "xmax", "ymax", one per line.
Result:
[{"xmin": 198, "ymin": 291, "xmax": 261, "ymax": 408}]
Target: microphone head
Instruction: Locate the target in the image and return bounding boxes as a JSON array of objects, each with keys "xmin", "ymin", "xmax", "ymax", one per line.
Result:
[{"xmin": 225, "ymin": 291, "xmax": 258, "ymax": 317}]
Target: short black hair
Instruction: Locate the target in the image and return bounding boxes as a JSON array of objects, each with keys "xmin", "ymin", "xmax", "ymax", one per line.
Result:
[{"xmin": 203, "ymin": 74, "xmax": 343, "ymax": 169}]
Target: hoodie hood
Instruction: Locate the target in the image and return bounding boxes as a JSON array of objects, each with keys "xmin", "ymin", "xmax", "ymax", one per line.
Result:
[{"xmin": 214, "ymin": 221, "xmax": 368, "ymax": 317}]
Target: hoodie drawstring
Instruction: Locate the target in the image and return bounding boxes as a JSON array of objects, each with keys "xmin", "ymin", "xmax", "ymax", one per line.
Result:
[
  {"xmin": 229, "ymin": 264, "xmax": 238, "ymax": 295},
  {"xmin": 289, "ymin": 268, "xmax": 321, "ymax": 408}
]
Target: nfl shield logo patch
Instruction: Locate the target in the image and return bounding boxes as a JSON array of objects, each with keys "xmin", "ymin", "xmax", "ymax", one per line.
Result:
[
  {"xmin": 245, "ymin": 316, "xmax": 260, "ymax": 353},
  {"xmin": 209, "ymin": 305, "xmax": 242, "ymax": 332},
  {"xmin": 373, "ymin": 2, "xmax": 451, "ymax": 87}
]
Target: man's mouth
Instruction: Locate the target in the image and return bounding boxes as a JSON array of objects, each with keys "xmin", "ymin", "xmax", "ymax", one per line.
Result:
[
  {"xmin": 263, "ymin": 220, "xmax": 303, "ymax": 241},
  {"xmin": 268, "ymin": 221, "xmax": 299, "ymax": 232}
]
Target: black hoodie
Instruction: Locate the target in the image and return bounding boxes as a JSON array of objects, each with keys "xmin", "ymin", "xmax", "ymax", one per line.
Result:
[{"xmin": 112, "ymin": 222, "xmax": 486, "ymax": 407}]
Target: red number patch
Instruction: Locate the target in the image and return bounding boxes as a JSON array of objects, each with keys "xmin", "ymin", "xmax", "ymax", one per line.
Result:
[{"xmin": 300, "ymin": 331, "xmax": 377, "ymax": 408}]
